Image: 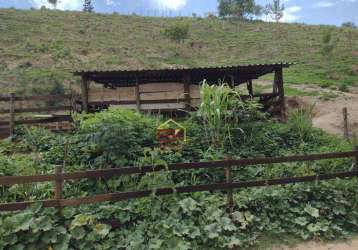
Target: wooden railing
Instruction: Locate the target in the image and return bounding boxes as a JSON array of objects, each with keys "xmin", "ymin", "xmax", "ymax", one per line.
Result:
[
  {"xmin": 1, "ymin": 148, "xmax": 357, "ymax": 212},
  {"xmin": 0, "ymin": 93, "xmax": 80, "ymax": 138}
]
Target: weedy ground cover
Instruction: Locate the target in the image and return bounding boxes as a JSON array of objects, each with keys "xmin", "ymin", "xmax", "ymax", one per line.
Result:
[{"xmin": 0, "ymin": 83, "xmax": 357, "ymax": 249}]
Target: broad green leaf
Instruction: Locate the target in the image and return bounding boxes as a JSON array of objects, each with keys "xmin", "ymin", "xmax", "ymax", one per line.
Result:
[
  {"xmin": 94, "ymin": 223, "xmax": 111, "ymax": 238},
  {"xmin": 304, "ymin": 204, "xmax": 319, "ymax": 218},
  {"xmin": 179, "ymin": 198, "xmax": 198, "ymax": 214},
  {"xmin": 70, "ymin": 214, "xmax": 95, "ymax": 229},
  {"xmin": 205, "ymin": 223, "xmax": 221, "ymax": 239},
  {"xmin": 294, "ymin": 217, "xmax": 308, "ymax": 226},
  {"xmin": 307, "ymin": 223, "xmax": 321, "ymax": 233}
]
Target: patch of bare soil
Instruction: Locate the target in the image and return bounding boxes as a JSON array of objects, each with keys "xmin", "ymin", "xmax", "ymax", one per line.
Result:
[
  {"xmin": 287, "ymin": 86, "xmax": 358, "ymax": 137},
  {"xmin": 273, "ymin": 236, "xmax": 358, "ymax": 250}
]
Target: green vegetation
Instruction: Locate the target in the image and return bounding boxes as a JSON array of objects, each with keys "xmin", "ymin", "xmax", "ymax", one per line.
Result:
[
  {"xmin": 1, "ymin": 83, "xmax": 358, "ymax": 249},
  {"xmin": 218, "ymin": 0, "xmax": 262, "ymax": 19},
  {"xmin": 163, "ymin": 22, "xmax": 190, "ymax": 43},
  {"xmin": 264, "ymin": 0, "xmax": 285, "ymax": 23},
  {"xmin": 0, "ymin": 8, "xmax": 357, "ymax": 94}
]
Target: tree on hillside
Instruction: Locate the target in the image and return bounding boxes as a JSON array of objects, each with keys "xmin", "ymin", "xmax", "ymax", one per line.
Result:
[
  {"xmin": 341, "ymin": 22, "xmax": 356, "ymax": 28},
  {"xmin": 83, "ymin": 0, "xmax": 94, "ymax": 13},
  {"xmin": 264, "ymin": 0, "xmax": 285, "ymax": 23},
  {"xmin": 47, "ymin": 0, "xmax": 58, "ymax": 9},
  {"xmin": 163, "ymin": 23, "xmax": 190, "ymax": 43},
  {"xmin": 218, "ymin": 0, "xmax": 262, "ymax": 20}
]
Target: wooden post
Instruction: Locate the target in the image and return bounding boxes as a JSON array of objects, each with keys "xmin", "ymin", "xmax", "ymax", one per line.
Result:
[
  {"xmin": 9, "ymin": 93, "xmax": 15, "ymax": 140},
  {"xmin": 182, "ymin": 73, "xmax": 191, "ymax": 111},
  {"xmin": 224, "ymin": 155, "xmax": 234, "ymax": 213},
  {"xmin": 70, "ymin": 92, "xmax": 76, "ymax": 114},
  {"xmin": 81, "ymin": 76, "xmax": 89, "ymax": 113},
  {"xmin": 135, "ymin": 77, "xmax": 141, "ymax": 112},
  {"xmin": 229, "ymin": 75, "xmax": 235, "ymax": 89},
  {"xmin": 273, "ymin": 71, "xmax": 279, "ymax": 94},
  {"xmin": 343, "ymin": 107, "xmax": 349, "ymax": 140},
  {"xmin": 275, "ymin": 68, "xmax": 286, "ymax": 121},
  {"xmin": 354, "ymin": 146, "xmax": 358, "ymax": 172},
  {"xmin": 54, "ymin": 165, "xmax": 63, "ymax": 212},
  {"xmin": 247, "ymin": 80, "xmax": 253, "ymax": 96}
]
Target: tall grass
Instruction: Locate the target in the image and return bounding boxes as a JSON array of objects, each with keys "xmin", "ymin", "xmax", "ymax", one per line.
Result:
[
  {"xmin": 287, "ymin": 105, "xmax": 314, "ymax": 143},
  {"xmin": 197, "ymin": 80, "xmax": 262, "ymax": 149}
]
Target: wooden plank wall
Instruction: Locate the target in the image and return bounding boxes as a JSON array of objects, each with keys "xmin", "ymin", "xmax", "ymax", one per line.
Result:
[{"xmin": 88, "ymin": 82, "xmax": 201, "ymax": 111}]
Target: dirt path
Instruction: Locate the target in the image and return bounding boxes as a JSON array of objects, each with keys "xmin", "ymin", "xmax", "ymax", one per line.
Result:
[
  {"xmin": 292, "ymin": 85, "xmax": 358, "ymax": 137},
  {"xmin": 254, "ymin": 80, "xmax": 358, "ymax": 137},
  {"xmin": 273, "ymin": 236, "xmax": 358, "ymax": 250}
]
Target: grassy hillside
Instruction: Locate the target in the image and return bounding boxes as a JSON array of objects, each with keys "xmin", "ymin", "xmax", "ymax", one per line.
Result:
[{"xmin": 0, "ymin": 8, "xmax": 357, "ymax": 95}]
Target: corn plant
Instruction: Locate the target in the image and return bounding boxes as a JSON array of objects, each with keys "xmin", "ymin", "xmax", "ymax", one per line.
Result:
[{"xmin": 197, "ymin": 80, "xmax": 254, "ymax": 149}]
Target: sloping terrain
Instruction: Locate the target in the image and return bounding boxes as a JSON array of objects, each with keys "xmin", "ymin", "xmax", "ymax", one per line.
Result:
[{"xmin": 0, "ymin": 8, "xmax": 357, "ymax": 95}]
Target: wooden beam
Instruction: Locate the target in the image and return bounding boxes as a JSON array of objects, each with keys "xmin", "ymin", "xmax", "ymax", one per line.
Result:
[
  {"xmin": 0, "ymin": 94, "xmax": 73, "ymax": 102},
  {"xmin": 0, "ymin": 150, "xmax": 355, "ymax": 186},
  {"xmin": 9, "ymin": 93, "xmax": 15, "ymax": 140},
  {"xmin": 81, "ymin": 76, "xmax": 89, "ymax": 112},
  {"xmin": 229, "ymin": 75, "xmax": 235, "ymax": 88},
  {"xmin": 247, "ymin": 80, "xmax": 253, "ymax": 96},
  {"xmin": 273, "ymin": 72, "xmax": 279, "ymax": 94},
  {"xmin": 0, "ymin": 106, "xmax": 73, "ymax": 114},
  {"xmin": 1, "ymin": 170, "xmax": 357, "ymax": 211},
  {"xmin": 275, "ymin": 68, "xmax": 286, "ymax": 121},
  {"xmin": 135, "ymin": 77, "xmax": 141, "ymax": 112},
  {"xmin": 182, "ymin": 73, "xmax": 191, "ymax": 111}
]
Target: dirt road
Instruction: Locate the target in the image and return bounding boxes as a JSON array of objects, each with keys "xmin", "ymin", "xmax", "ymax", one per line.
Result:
[{"xmin": 273, "ymin": 236, "xmax": 358, "ymax": 250}]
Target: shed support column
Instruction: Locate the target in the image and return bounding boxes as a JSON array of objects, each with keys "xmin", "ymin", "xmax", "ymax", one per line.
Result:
[
  {"xmin": 135, "ymin": 77, "xmax": 141, "ymax": 112},
  {"xmin": 229, "ymin": 75, "xmax": 235, "ymax": 89},
  {"xmin": 247, "ymin": 80, "xmax": 253, "ymax": 96},
  {"xmin": 275, "ymin": 68, "xmax": 286, "ymax": 121},
  {"xmin": 81, "ymin": 76, "xmax": 89, "ymax": 113},
  {"xmin": 183, "ymin": 73, "xmax": 191, "ymax": 111}
]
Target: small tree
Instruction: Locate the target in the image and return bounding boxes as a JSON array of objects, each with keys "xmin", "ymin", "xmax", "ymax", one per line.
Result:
[
  {"xmin": 83, "ymin": 0, "xmax": 94, "ymax": 13},
  {"xmin": 163, "ymin": 23, "xmax": 190, "ymax": 43},
  {"xmin": 47, "ymin": 0, "xmax": 58, "ymax": 9},
  {"xmin": 218, "ymin": 0, "xmax": 262, "ymax": 20},
  {"xmin": 342, "ymin": 22, "xmax": 356, "ymax": 28},
  {"xmin": 265, "ymin": 0, "xmax": 284, "ymax": 23},
  {"xmin": 321, "ymin": 29, "xmax": 337, "ymax": 55}
]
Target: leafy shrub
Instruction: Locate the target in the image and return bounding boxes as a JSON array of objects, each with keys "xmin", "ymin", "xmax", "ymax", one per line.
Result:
[
  {"xmin": 74, "ymin": 108, "xmax": 158, "ymax": 166},
  {"xmin": 163, "ymin": 22, "xmax": 190, "ymax": 43},
  {"xmin": 338, "ymin": 82, "xmax": 349, "ymax": 92},
  {"xmin": 320, "ymin": 28, "xmax": 337, "ymax": 55}
]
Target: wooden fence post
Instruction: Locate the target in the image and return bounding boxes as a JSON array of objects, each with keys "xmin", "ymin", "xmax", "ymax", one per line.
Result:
[
  {"xmin": 54, "ymin": 165, "xmax": 64, "ymax": 213},
  {"xmin": 224, "ymin": 156, "xmax": 234, "ymax": 213},
  {"xmin": 9, "ymin": 93, "xmax": 15, "ymax": 140},
  {"xmin": 343, "ymin": 107, "xmax": 349, "ymax": 140}
]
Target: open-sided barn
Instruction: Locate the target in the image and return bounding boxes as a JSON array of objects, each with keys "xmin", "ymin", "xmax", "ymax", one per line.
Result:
[{"xmin": 74, "ymin": 62, "xmax": 293, "ymax": 118}]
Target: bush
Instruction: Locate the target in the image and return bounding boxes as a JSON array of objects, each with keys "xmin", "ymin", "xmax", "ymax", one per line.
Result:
[
  {"xmin": 74, "ymin": 108, "xmax": 158, "ymax": 166},
  {"xmin": 320, "ymin": 28, "xmax": 337, "ymax": 55},
  {"xmin": 163, "ymin": 22, "xmax": 190, "ymax": 43},
  {"xmin": 338, "ymin": 82, "xmax": 349, "ymax": 92}
]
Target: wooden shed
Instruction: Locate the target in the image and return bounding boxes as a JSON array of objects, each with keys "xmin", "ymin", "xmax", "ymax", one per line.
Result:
[{"xmin": 74, "ymin": 63, "xmax": 293, "ymax": 118}]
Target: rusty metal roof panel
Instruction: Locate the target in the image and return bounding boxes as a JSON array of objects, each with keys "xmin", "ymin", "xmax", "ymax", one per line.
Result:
[{"xmin": 73, "ymin": 62, "xmax": 295, "ymax": 75}]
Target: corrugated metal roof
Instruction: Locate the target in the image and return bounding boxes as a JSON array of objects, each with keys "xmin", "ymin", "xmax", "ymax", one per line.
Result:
[{"xmin": 73, "ymin": 62, "xmax": 295, "ymax": 75}]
